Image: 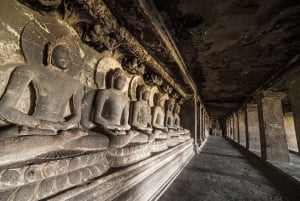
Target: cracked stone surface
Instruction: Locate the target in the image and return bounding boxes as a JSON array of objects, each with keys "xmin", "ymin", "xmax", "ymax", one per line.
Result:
[{"xmin": 159, "ymin": 136, "xmax": 288, "ymax": 201}]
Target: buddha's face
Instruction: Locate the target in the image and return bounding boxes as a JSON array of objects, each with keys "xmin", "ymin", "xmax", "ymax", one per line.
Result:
[
  {"xmin": 167, "ymin": 100, "xmax": 175, "ymax": 111},
  {"xmin": 51, "ymin": 45, "xmax": 72, "ymax": 70},
  {"xmin": 159, "ymin": 99, "xmax": 165, "ymax": 108},
  {"xmin": 170, "ymin": 104, "xmax": 175, "ymax": 111},
  {"xmin": 175, "ymin": 104, "xmax": 180, "ymax": 113},
  {"xmin": 114, "ymin": 76, "xmax": 127, "ymax": 90},
  {"xmin": 142, "ymin": 90, "xmax": 150, "ymax": 101}
]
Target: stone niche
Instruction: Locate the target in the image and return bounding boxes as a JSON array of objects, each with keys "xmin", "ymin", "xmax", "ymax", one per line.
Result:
[{"xmin": 0, "ymin": 0, "xmax": 194, "ymax": 200}]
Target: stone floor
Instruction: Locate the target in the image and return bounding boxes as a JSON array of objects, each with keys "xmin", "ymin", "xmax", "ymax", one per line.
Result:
[
  {"xmin": 159, "ymin": 136, "xmax": 289, "ymax": 201},
  {"xmin": 271, "ymin": 153, "xmax": 300, "ymax": 183},
  {"xmin": 248, "ymin": 147, "xmax": 300, "ymax": 183}
]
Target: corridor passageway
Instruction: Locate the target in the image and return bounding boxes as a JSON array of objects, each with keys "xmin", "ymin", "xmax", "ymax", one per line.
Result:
[
  {"xmin": 160, "ymin": 136, "xmax": 288, "ymax": 201},
  {"xmin": 0, "ymin": 1, "xmax": 300, "ymax": 200}
]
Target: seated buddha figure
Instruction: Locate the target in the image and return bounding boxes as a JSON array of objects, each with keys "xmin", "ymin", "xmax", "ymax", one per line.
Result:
[
  {"xmin": 150, "ymin": 93, "xmax": 169, "ymax": 152},
  {"xmin": 165, "ymin": 98, "xmax": 180, "ymax": 146},
  {"xmin": 130, "ymin": 85, "xmax": 154, "ymax": 141},
  {"xmin": 0, "ymin": 36, "xmax": 109, "ymax": 167},
  {"xmin": 81, "ymin": 68, "xmax": 150, "ymax": 167},
  {"xmin": 174, "ymin": 103, "xmax": 191, "ymax": 142}
]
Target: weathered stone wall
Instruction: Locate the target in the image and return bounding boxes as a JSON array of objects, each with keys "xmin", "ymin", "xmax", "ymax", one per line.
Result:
[
  {"xmin": 0, "ymin": 0, "xmax": 195, "ymax": 200},
  {"xmin": 283, "ymin": 113, "xmax": 298, "ymax": 152}
]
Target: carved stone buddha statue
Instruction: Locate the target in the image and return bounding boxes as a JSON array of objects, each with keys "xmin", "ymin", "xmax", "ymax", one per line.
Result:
[
  {"xmin": 173, "ymin": 103, "xmax": 182, "ymax": 130},
  {"xmin": 130, "ymin": 85, "xmax": 153, "ymax": 140},
  {"xmin": 165, "ymin": 98, "xmax": 180, "ymax": 146},
  {"xmin": 81, "ymin": 68, "xmax": 150, "ymax": 166},
  {"xmin": 174, "ymin": 103, "xmax": 191, "ymax": 142},
  {"xmin": 150, "ymin": 92, "xmax": 169, "ymax": 152},
  {"xmin": 0, "ymin": 36, "xmax": 109, "ymax": 167}
]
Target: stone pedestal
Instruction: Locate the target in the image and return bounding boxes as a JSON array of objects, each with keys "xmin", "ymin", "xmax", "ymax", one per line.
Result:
[
  {"xmin": 238, "ymin": 110, "xmax": 246, "ymax": 147},
  {"xmin": 289, "ymin": 70, "xmax": 300, "ymax": 152},
  {"xmin": 48, "ymin": 140, "xmax": 194, "ymax": 201},
  {"xmin": 283, "ymin": 113, "xmax": 298, "ymax": 152},
  {"xmin": 257, "ymin": 91, "xmax": 290, "ymax": 162},
  {"xmin": 246, "ymin": 104, "xmax": 261, "ymax": 152}
]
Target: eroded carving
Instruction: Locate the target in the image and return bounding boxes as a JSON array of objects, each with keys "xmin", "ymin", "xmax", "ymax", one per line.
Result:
[
  {"xmin": 81, "ymin": 67, "xmax": 150, "ymax": 166},
  {"xmin": 122, "ymin": 57, "xmax": 145, "ymax": 75},
  {"xmin": 165, "ymin": 98, "xmax": 180, "ymax": 147},
  {"xmin": 150, "ymin": 92, "xmax": 169, "ymax": 152},
  {"xmin": 0, "ymin": 152, "xmax": 109, "ymax": 200},
  {"xmin": 0, "ymin": 36, "xmax": 109, "ymax": 167},
  {"xmin": 130, "ymin": 85, "xmax": 154, "ymax": 141},
  {"xmin": 174, "ymin": 102, "xmax": 191, "ymax": 142}
]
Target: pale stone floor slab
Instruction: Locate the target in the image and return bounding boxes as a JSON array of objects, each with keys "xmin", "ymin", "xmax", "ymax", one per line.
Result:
[
  {"xmin": 249, "ymin": 148, "xmax": 300, "ymax": 183},
  {"xmin": 159, "ymin": 136, "xmax": 289, "ymax": 201},
  {"xmin": 271, "ymin": 153, "xmax": 300, "ymax": 183}
]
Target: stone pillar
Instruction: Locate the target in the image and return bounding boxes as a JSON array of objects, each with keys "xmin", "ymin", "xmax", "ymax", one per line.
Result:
[
  {"xmin": 204, "ymin": 112, "xmax": 209, "ymax": 137},
  {"xmin": 230, "ymin": 116, "xmax": 234, "ymax": 139},
  {"xmin": 194, "ymin": 96, "xmax": 198, "ymax": 145},
  {"xmin": 289, "ymin": 69, "xmax": 300, "ymax": 152},
  {"xmin": 197, "ymin": 102, "xmax": 201, "ymax": 144},
  {"xmin": 238, "ymin": 109, "xmax": 246, "ymax": 147},
  {"xmin": 257, "ymin": 91, "xmax": 290, "ymax": 162},
  {"xmin": 202, "ymin": 108, "xmax": 205, "ymax": 140},
  {"xmin": 226, "ymin": 117, "xmax": 231, "ymax": 138},
  {"xmin": 226, "ymin": 118, "xmax": 230, "ymax": 137},
  {"xmin": 199, "ymin": 105, "xmax": 203, "ymax": 142},
  {"xmin": 226, "ymin": 118, "xmax": 229, "ymax": 137},
  {"xmin": 283, "ymin": 113, "xmax": 298, "ymax": 152},
  {"xmin": 245, "ymin": 104, "xmax": 261, "ymax": 152},
  {"xmin": 200, "ymin": 107, "xmax": 203, "ymax": 141},
  {"xmin": 181, "ymin": 98, "xmax": 197, "ymax": 144},
  {"xmin": 233, "ymin": 113, "xmax": 239, "ymax": 142}
]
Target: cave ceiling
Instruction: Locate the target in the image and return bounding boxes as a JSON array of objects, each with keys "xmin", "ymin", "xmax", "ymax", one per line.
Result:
[{"xmin": 105, "ymin": 0, "xmax": 300, "ymax": 119}]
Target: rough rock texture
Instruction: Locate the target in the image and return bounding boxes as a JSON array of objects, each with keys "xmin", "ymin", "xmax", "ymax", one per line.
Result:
[
  {"xmin": 152, "ymin": 0, "xmax": 300, "ymax": 118},
  {"xmin": 159, "ymin": 136, "xmax": 288, "ymax": 201}
]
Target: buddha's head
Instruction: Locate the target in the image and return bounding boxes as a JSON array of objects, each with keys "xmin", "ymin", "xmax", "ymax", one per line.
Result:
[
  {"xmin": 154, "ymin": 93, "xmax": 167, "ymax": 108},
  {"xmin": 47, "ymin": 36, "xmax": 82, "ymax": 76},
  {"xmin": 138, "ymin": 85, "xmax": 150, "ymax": 101},
  {"xmin": 109, "ymin": 68, "xmax": 127, "ymax": 90},
  {"xmin": 166, "ymin": 98, "xmax": 175, "ymax": 112},
  {"xmin": 174, "ymin": 103, "xmax": 181, "ymax": 114}
]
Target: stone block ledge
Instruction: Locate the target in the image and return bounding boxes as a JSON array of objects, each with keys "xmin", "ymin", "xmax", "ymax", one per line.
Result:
[{"xmin": 48, "ymin": 139, "xmax": 195, "ymax": 201}]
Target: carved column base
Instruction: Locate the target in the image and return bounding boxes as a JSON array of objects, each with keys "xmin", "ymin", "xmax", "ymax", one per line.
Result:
[
  {"xmin": 107, "ymin": 143, "xmax": 151, "ymax": 167},
  {"xmin": 150, "ymin": 140, "xmax": 168, "ymax": 152}
]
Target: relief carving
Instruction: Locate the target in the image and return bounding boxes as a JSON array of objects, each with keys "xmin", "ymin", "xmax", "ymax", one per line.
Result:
[
  {"xmin": 165, "ymin": 97, "xmax": 181, "ymax": 147},
  {"xmin": 130, "ymin": 85, "xmax": 153, "ymax": 140},
  {"xmin": 0, "ymin": 2, "xmax": 192, "ymax": 199},
  {"xmin": 150, "ymin": 92, "xmax": 169, "ymax": 152},
  {"xmin": 81, "ymin": 67, "xmax": 150, "ymax": 167},
  {"xmin": 0, "ymin": 36, "xmax": 109, "ymax": 167},
  {"xmin": 122, "ymin": 57, "xmax": 145, "ymax": 75}
]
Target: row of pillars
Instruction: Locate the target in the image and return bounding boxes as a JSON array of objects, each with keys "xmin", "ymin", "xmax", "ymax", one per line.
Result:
[
  {"xmin": 196, "ymin": 100, "xmax": 210, "ymax": 146},
  {"xmin": 225, "ymin": 71, "xmax": 300, "ymax": 162},
  {"xmin": 181, "ymin": 96, "xmax": 210, "ymax": 148}
]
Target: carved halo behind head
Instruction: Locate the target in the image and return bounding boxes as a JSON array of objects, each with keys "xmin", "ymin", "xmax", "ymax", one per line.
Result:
[{"xmin": 108, "ymin": 68, "xmax": 127, "ymax": 90}]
